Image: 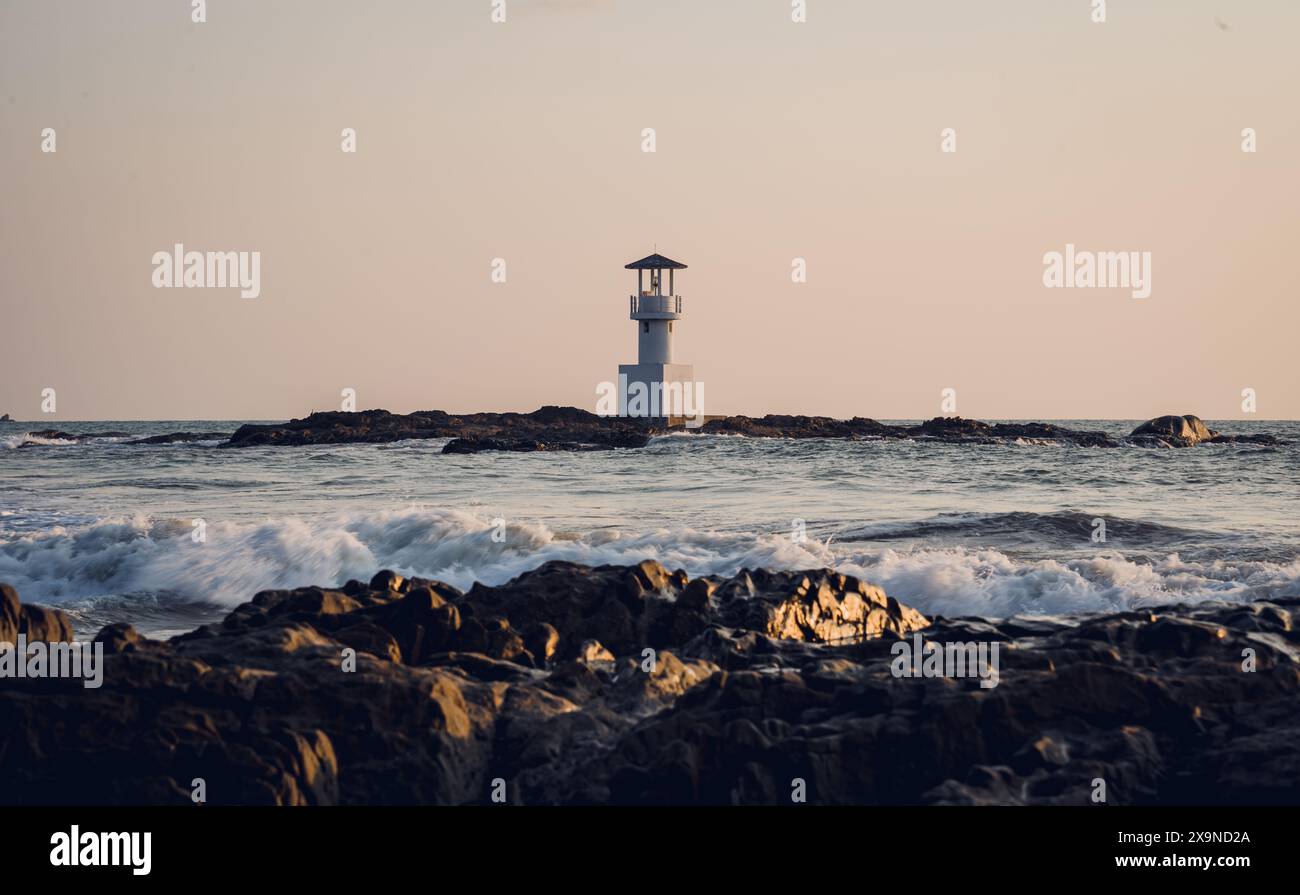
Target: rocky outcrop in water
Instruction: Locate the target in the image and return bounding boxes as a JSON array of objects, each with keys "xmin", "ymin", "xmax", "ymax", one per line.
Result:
[
  {"xmin": 227, "ymin": 409, "xmax": 1280, "ymax": 452},
  {"xmin": 2, "ymin": 565, "xmax": 1296, "ymax": 805},
  {"xmin": 225, "ymin": 407, "xmax": 654, "ymax": 451},
  {"xmin": 8, "ymin": 409, "xmax": 1280, "ymax": 452},
  {"xmin": 1132, "ymin": 414, "xmax": 1216, "ymax": 445},
  {"xmin": 11, "ymin": 429, "xmax": 229, "ymax": 445},
  {"xmin": 1128, "ymin": 414, "xmax": 1278, "ymax": 448},
  {"xmin": 907, "ymin": 417, "xmax": 1116, "ymax": 446},
  {"xmin": 126, "ymin": 432, "xmax": 231, "ymax": 445}
]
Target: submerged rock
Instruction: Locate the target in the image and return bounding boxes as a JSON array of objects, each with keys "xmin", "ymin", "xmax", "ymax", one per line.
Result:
[{"xmin": 2, "ymin": 563, "xmax": 1297, "ymax": 806}]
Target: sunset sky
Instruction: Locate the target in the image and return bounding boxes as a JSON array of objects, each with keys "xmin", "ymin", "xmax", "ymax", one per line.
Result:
[{"xmin": 2, "ymin": 0, "xmax": 1296, "ymax": 420}]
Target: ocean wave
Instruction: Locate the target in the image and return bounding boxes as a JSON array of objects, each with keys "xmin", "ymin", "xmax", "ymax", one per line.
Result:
[
  {"xmin": 646, "ymin": 431, "xmax": 748, "ymax": 444},
  {"xmin": 836, "ymin": 510, "xmax": 1220, "ymax": 549},
  {"xmin": 2, "ymin": 433, "xmax": 81, "ymax": 449},
  {"xmin": 1, "ymin": 508, "xmax": 1297, "ymax": 619}
]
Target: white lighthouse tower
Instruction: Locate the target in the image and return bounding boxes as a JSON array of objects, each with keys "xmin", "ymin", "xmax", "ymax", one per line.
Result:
[{"xmin": 618, "ymin": 253, "xmax": 695, "ymax": 419}]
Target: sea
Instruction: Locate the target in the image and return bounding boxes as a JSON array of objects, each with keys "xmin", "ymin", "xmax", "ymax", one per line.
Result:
[{"xmin": 1, "ymin": 419, "xmax": 1297, "ymax": 638}]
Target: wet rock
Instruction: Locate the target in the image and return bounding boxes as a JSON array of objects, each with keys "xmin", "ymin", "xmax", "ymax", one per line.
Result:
[
  {"xmin": 575, "ymin": 639, "xmax": 616, "ymax": 665},
  {"xmin": 0, "ymin": 583, "xmax": 19, "ymax": 644},
  {"xmin": 17, "ymin": 601, "xmax": 74, "ymax": 644},
  {"xmin": 369, "ymin": 570, "xmax": 406, "ymax": 593},
  {"xmin": 125, "ymin": 432, "xmax": 230, "ymax": 445},
  {"xmin": 224, "ymin": 407, "xmax": 654, "ymax": 451},
  {"xmin": 525, "ymin": 623, "xmax": 561, "ymax": 666},
  {"xmin": 1, "ymin": 570, "xmax": 1297, "ymax": 806},
  {"xmin": 1131, "ymin": 414, "xmax": 1214, "ymax": 445},
  {"xmin": 93, "ymin": 623, "xmax": 148, "ymax": 654},
  {"xmin": 14, "ymin": 407, "xmax": 1281, "ymax": 453}
]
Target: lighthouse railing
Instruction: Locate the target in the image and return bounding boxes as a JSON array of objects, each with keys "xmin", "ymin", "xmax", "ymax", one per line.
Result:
[{"xmin": 630, "ymin": 295, "xmax": 682, "ymax": 315}]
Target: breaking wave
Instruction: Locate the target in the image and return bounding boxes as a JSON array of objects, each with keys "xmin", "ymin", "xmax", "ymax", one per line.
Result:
[
  {"xmin": 1, "ymin": 508, "xmax": 1296, "ymax": 620},
  {"xmin": 2, "ymin": 433, "xmax": 82, "ymax": 449}
]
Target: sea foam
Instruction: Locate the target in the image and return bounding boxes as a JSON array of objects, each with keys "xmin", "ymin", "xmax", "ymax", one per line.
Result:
[{"xmin": 2, "ymin": 507, "xmax": 1296, "ymax": 619}]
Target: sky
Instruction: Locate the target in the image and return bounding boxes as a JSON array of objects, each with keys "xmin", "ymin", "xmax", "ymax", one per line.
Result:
[{"xmin": 1, "ymin": 0, "xmax": 1297, "ymax": 421}]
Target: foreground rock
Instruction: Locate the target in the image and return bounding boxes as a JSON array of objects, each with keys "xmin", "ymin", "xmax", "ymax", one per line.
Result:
[
  {"xmin": 2, "ymin": 564, "xmax": 1296, "ymax": 805},
  {"xmin": 1, "ymin": 583, "xmax": 74, "ymax": 645}
]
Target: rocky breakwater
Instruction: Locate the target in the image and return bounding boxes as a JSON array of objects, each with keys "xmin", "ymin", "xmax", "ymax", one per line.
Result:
[{"xmin": 2, "ymin": 564, "xmax": 1297, "ymax": 805}]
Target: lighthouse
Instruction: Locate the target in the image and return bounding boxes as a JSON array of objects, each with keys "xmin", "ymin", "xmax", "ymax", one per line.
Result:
[{"xmin": 618, "ymin": 253, "xmax": 697, "ymax": 420}]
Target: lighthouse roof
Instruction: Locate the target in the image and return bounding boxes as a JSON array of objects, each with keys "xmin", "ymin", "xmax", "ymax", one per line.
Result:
[{"xmin": 625, "ymin": 253, "xmax": 687, "ymax": 270}]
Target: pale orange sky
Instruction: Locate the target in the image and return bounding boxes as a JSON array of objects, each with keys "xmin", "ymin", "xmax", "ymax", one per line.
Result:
[{"xmin": 1, "ymin": 0, "xmax": 1296, "ymax": 420}]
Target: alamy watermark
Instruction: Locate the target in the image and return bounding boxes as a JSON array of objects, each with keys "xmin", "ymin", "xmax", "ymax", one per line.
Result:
[
  {"xmin": 1, "ymin": 636, "xmax": 104, "ymax": 688},
  {"xmin": 152, "ymin": 243, "xmax": 261, "ymax": 299},
  {"xmin": 891, "ymin": 633, "xmax": 1000, "ymax": 689},
  {"xmin": 596, "ymin": 374, "xmax": 705, "ymax": 427},
  {"xmin": 1042, "ymin": 244, "xmax": 1151, "ymax": 299},
  {"xmin": 50, "ymin": 826, "xmax": 150, "ymax": 876}
]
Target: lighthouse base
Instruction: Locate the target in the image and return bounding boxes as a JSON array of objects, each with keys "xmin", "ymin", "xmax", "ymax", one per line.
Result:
[{"xmin": 617, "ymin": 363, "xmax": 700, "ymax": 421}]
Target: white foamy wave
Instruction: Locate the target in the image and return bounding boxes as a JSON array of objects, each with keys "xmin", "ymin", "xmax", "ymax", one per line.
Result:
[
  {"xmin": 832, "ymin": 548, "xmax": 1300, "ymax": 618},
  {"xmin": 2, "ymin": 433, "xmax": 81, "ymax": 449},
  {"xmin": 646, "ymin": 431, "xmax": 748, "ymax": 444},
  {"xmin": 1, "ymin": 508, "xmax": 1297, "ymax": 617}
]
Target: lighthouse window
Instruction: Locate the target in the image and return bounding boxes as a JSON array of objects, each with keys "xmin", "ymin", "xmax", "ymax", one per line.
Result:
[
  {"xmin": 669, "ymin": 323, "xmax": 673, "ymax": 332},
  {"xmin": 643, "ymin": 322, "xmax": 650, "ymax": 333}
]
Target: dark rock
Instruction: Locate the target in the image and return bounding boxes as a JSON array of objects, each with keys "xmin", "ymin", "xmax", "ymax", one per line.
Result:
[
  {"xmin": 7, "ymin": 405, "xmax": 1235, "ymax": 454},
  {"xmin": 18, "ymin": 603, "xmax": 73, "ymax": 644},
  {"xmin": 1128, "ymin": 414, "xmax": 1216, "ymax": 447},
  {"xmin": 525, "ymin": 622, "xmax": 561, "ymax": 666},
  {"xmin": 698, "ymin": 414, "xmax": 899, "ymax": 439},
  {"xmin": 369, "ymin": 570, "xmax": 406, "ymax": 593},
  {"xmin": 0, "ymin": 580, "xmax": 75, "ymax": 648},
  {"xmin": 125, "ymin": 431, "xmax": 230, "ymax": 445},
  {"xmin": 0, "ymin": 583, "xmax": 19, "ymax": 644},
  {"xmin": 575, "ymin": 639, "xmax": 616, "ymax": 665},
  {"xmin": 93, "ymin": 623, "xmax": 146, "ymax": 654},
  {"xmin": 224, "ymin": 407, "xmax": 655, "ymax": 451},
  {"xmin": 2, "ymin": 571, "xmax": 1298, "ymax": 806}
]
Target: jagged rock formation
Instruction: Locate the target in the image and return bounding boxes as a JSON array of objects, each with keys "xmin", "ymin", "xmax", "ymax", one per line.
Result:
[{"xmin": 1, "ymin": 564, "xmax": 1295, "ymax": 806}]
